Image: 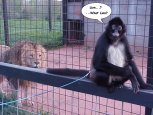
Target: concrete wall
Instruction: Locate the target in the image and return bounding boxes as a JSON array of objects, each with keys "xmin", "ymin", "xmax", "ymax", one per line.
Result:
[{"xmin": 84, "ymin": 0, "xmax": 151, "ymax": 47}]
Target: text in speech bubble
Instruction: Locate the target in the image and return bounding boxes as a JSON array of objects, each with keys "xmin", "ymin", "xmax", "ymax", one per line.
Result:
[{"xmin": 81, "ymin": 3, "xmax": 111, "ymax": 23}]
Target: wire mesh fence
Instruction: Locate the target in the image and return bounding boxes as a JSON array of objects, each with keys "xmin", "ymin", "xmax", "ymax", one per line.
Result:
[{"xmin": 0, "ymin": 0, "xmax": 153, "ymax": 115}]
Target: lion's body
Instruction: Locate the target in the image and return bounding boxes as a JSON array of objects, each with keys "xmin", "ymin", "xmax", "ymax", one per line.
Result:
[
  {"xmin": 0, "ymin": 45, "xmax": 10, "ymax": 83},
  {"xmin": 4, "ymin": 41, "xmax": 47, "ymax": 89}
]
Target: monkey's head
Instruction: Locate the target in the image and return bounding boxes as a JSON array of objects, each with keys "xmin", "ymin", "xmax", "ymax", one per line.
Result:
[{"xmin": 106, "ymin": 17, "xmax": 126, "ymax": 43}]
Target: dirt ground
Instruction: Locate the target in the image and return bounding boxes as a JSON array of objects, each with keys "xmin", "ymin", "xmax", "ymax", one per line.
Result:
[{"xmin": 0, "ymin": 45, "xmax": 149, "ymax": 115}]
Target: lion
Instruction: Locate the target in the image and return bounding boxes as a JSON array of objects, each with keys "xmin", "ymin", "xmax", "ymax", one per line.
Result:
[
  {"xmin": 5, "ymin": 41, "xmax": 47, "ymax": 68},
  {"xmin": 4, "ymin": 41, "xmax": 47, "ymax": 106}
]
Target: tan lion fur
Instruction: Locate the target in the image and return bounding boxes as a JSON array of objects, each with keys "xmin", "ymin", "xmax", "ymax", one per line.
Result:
[
  {"xmin": 4, "ymin": 41, "xmax": 47, "ymax": 89},
  {"xmin": 0, "ymin": 45, "xmax": 10, "ymax": 61}
]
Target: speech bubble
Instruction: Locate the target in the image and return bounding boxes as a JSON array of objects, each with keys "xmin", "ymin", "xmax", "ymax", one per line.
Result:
[{"xmin": 81, "ymin": 3, "xmax": 111, "ymax": 23}]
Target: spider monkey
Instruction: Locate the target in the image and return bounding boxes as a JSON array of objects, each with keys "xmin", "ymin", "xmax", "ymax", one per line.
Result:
[{"xmin": 47, "ymin": 17, "xmax": 153, "ymax": 93}]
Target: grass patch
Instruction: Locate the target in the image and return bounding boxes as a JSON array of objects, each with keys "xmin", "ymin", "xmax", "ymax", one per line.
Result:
[
  {"xmin": 11, "ymin": 30, "xmax": 63, "ymax": 49},
  {"xmin": 0, "ymin": 19, "xmax": 63, "ymax": 49}
]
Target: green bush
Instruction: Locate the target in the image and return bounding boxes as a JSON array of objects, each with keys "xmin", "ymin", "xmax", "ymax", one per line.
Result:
[{"xmin": 0, "ymin": 92, "xmax": 49, "ymax": 115}]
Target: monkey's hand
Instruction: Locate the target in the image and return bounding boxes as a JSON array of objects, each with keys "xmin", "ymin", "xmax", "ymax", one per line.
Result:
[
  {"xmin": 124, "ymin": 66, "xmax": 140, "ymax": 93},
  {"xmin": 131, "ymin": 77, "xmax": 140, "ymax": 93},
  {"xmin": 129, "ymin": 72, "xmax": 140, "ymax": 93}
]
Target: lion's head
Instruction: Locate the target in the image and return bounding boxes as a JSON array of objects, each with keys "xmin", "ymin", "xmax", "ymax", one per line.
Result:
[{"xmin": 5, "ymin": 41, "xmax": 47, "ymax": 68}]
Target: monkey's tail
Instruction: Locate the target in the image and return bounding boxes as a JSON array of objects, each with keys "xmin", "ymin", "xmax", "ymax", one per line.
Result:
[{"xmin": 46, "ymin": 68, "xmax": 89, "ymax": 77}]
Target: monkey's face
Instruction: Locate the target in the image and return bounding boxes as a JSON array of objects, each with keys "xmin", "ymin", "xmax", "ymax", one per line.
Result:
[
  {"xmin": 108, "ymin": 24, "xmax": 124, "ymax": 43},
  {"xmin": 111, "ymin": 25, "xmax": 122, "ymax": 37},
  {"xmin": 106, "ymin": 17, "xmax": 126, "ymax": 43}
]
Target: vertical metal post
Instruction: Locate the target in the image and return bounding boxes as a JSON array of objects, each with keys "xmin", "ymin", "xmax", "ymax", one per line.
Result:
[
  {"xmin": 48, "ymin": 0, "xmax": 52, "ymax": 31},
  {"xmin": 146, "ymin": 0, "xmax": 153, "ymax": 115},
  {"xmin": 62, "ymin": 0, "xmax": 67, "ymax": 44},
  {"xmin": 2, "ymin": 0, "xmax": 9, "ymax": 46},
  {"xmin": 128, "ymin": 0, "xmax": 137, "ymax": 36}
]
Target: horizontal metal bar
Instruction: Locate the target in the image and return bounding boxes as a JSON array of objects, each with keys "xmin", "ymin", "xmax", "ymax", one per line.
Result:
[{"xmin": 0, "ymin": 62, "xmax": 153, "ymax": 108}]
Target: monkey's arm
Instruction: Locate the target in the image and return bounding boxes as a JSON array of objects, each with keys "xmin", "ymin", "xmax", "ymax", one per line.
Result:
[
  {"xmin": 94, "ymin": 61, "xmax": 127, "ymax": 76},
  {"xmin": 129, "ymin": 60, "xmax": 153, "ymax": 89},
  {"xmin": 123, "ymin": 38, "xmax": 153, "ymax": 89},
  {"xmin": 122, "ymin": 38, "xmax": 153, "ymax": 89},
  {"xmin": 93, "ymin": 52, "xmax": 128, "ymax": 76}
]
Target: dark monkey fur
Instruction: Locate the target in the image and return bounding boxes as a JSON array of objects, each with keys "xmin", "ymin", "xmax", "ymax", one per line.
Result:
[{"xmin": 47, "ymin": 17, "xmax": 153, "ymax": 93}]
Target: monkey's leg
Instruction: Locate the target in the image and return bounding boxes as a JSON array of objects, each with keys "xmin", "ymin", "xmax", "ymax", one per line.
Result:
[
  {"xmin": 94, "ymin": 71, "xmax": 118, "ymax": 92},
  {"xmin": 129, "ymin": 60, "xmax": 153, "ymax": 90},
  {"xmin": 111, "ymin": 66, "xmax": 140, "ymax": 93},
  {"xmin": 98, "ymin": 62, "xmax": 127, "ymax": 76},
  {"xmin": 90, "ymin": 71, "xmax": 109, "ymax": 87},
  {"xmin": 94, "ymin": 72, "xmax": 130, "ymax": 93}
]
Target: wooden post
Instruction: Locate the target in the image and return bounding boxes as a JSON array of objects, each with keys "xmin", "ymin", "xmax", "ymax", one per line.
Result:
[
  {"xmin": 146, "ymin": 0, "xmax": 153, "ymax": 115},
  {"xmin": 2, "ymin": 0, "xmax": 9, "ymax": 46}
]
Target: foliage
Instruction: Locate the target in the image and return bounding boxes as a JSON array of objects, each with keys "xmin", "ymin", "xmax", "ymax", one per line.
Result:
[
  {"xmin": 0, "ymin": 92, "xmax": 28, "ymax": 115},
  {"xmin": 0, "ymin": 92, "xmax": 49, "ymax": 115}
]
